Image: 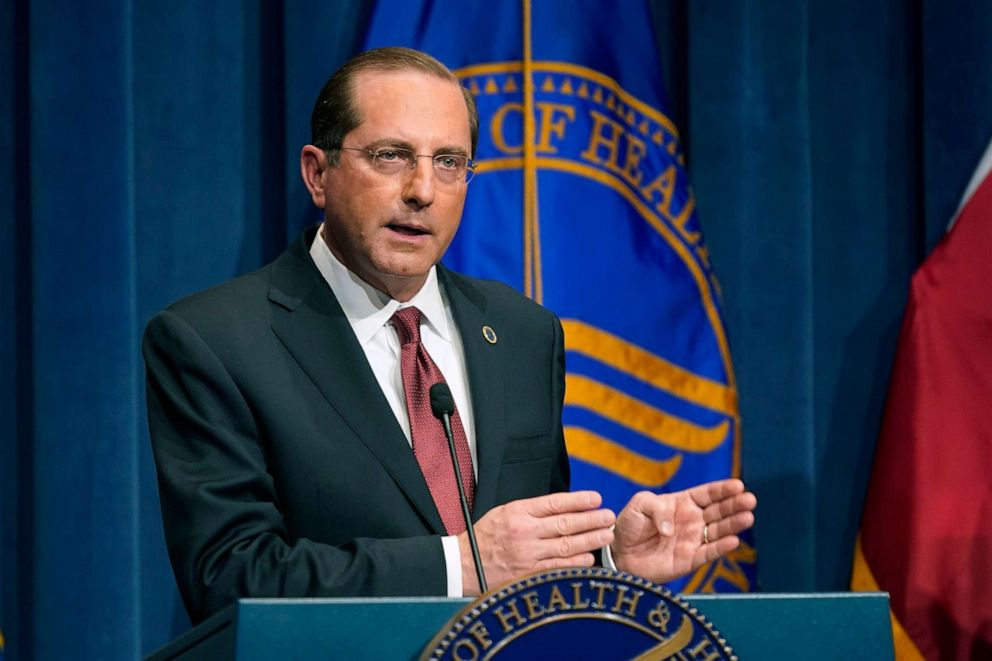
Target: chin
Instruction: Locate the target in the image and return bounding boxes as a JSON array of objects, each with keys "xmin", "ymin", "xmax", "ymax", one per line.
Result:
[
  {"xmin": 377, "ymin": 256, "xmax": 436, "ymax": 279},
  {"xmin": 385, "ymin": 267, "xmax": 432, "ymax": 282}
]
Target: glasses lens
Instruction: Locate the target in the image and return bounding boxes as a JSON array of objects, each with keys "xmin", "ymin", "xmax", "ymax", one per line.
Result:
[
  {"xmin": 433, "ymin": 154, "xmax": 469, "ymax": 184},
  {"xmin": 371, "ymin": 148, "xmax": 414, "ymax": 174}
]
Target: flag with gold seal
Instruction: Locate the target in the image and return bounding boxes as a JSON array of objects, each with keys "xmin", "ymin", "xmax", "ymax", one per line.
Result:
[{"xmin": 364, "ymin": 0, "xmax": 755, "ymax": 593}]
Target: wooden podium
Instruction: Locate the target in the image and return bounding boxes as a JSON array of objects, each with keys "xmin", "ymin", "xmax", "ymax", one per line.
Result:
[{"xmin": 147, "ymin": 592, "xmax": 894, "ymax": 659}]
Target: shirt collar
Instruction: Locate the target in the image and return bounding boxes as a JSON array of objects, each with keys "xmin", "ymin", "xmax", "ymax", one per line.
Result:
[{"xmin": 309, "ymin": 224, "xmax": 453, "ymax": 346}]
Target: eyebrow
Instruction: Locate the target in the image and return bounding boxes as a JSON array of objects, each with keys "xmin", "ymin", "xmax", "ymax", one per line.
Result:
[{"xmin": 365, "ymin": 138, "xmax": 470, "ymax": 158}]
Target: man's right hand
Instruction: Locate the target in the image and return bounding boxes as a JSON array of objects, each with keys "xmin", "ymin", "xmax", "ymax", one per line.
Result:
[{"xmin": 458, "ymin": 490, "xmax": 616, "ymax": 596}]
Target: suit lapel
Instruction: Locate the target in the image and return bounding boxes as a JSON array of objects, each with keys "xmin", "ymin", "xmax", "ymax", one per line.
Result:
[
  {"xmin": 439, "ymin": 267, "xmax": 508, "ymax": 518},
  {"xmin": 267, "ymin": 233, "xmax": 446, "ymax": 534}
]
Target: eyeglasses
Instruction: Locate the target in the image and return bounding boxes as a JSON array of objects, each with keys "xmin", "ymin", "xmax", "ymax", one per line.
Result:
[{"xmin": 335, "ymin": 146, "xmax": 476, "ymax": 185}]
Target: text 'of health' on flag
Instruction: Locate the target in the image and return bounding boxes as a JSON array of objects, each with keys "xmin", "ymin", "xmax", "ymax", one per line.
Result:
[
  {"xmin": 364, "ymin": 0, "xmax": 755, "ymax": 593},
  {"xmin": 852, "ymin": 137, "xmax": 992, "ymax": 659}
]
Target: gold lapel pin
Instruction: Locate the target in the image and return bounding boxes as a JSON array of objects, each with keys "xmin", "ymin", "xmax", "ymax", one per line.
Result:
[{"xmin": 482, "ymin": 325, "xmax": 497, "ymax": 344}]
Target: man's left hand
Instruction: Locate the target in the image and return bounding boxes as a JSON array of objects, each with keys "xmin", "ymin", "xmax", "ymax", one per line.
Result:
[{"xmin": 610, "ymin": 479, "xmax": 756, "ymax": 584}]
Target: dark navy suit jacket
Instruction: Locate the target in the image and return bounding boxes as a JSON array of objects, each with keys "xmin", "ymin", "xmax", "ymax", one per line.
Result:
[{"xmin": 143, "ymin": 228, "xmax": 569, "ymax": 623}]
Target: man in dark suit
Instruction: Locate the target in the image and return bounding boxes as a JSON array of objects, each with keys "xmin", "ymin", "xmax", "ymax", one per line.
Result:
[{"xmin": 144, "ymin": 47, "xmax": 756, "ymax": 624}]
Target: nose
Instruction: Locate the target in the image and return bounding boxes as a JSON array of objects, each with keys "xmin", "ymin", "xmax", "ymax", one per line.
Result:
[{"xmin": 402, "ymin": 157, "xmax": 436, "ymax": 209}]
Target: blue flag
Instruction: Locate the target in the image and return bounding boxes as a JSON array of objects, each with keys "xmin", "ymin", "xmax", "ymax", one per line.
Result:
[{"xmin": 364, "ymin": 0, "xmax": 755, "ymax": 593}]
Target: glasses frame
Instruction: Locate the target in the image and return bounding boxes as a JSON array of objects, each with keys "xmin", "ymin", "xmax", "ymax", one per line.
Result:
[{"xmin": 333, "ymin": 145, "xmax": 477, "ymax": 185}]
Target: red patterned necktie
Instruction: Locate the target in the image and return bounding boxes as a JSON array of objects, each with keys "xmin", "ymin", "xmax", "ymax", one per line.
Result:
[{"xmin": 391, "ymin": 306, "xmax": 475, "ymax": 534}]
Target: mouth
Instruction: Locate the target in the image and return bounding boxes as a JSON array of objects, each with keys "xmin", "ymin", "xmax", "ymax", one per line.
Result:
[{"xmin": 386, "ymin": 222, "xmax": 431, "ymax": 237}]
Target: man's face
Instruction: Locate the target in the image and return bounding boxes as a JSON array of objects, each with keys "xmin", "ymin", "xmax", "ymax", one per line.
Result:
[{"xmin": 312, "ymin": 69, "xmax": 472, "ymax": 301}]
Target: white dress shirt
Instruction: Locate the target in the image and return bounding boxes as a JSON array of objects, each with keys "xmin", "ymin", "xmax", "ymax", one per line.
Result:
[{"xmin": 309, "ymin": 226, "xmax": 472, "ymax": 596}]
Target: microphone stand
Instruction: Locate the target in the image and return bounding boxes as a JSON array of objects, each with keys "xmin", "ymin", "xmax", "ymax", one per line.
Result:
[{"xmin": 430, "ymin": 383, "xmax": 488, "ymax": 593}]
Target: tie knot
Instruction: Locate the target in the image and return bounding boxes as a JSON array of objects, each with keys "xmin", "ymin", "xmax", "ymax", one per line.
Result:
[{"xmin": 391, "ymin": 306, "xmax": 423, "ymax": 345}]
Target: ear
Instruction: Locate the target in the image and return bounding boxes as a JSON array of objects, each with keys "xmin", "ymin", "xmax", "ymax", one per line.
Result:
[{"xmin": 300, "ymin": 145, "xmax": 330, "ymax": 208}]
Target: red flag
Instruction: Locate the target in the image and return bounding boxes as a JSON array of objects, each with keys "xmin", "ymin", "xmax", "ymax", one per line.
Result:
[{"xmin": 852, "ymin": 139, "xmax": 992, "ymax": 660}]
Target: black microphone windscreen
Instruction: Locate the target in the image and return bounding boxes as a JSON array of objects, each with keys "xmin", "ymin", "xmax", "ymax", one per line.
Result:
[{"xmin": 429, "ymin": 383, "xmax": 455, "ymax": 418}]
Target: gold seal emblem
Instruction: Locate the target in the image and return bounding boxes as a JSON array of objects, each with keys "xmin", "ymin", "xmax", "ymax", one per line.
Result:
[
  {"xmin": 482, "ymin": 326, "xmax": 497, "ymax": 344},
  {"xmin": 421, "ymin": 568, "xmax": 735, "ymax": 660}
]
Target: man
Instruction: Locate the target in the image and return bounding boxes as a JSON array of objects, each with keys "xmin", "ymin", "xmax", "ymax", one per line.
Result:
[{"xmin": 144, "ymin": 47, "xmax": 756, "ymax": 625}]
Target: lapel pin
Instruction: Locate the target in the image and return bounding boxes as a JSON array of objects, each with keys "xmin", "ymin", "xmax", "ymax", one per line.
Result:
[{"xmin": 482, "ymin": 325, "xmax": 497, "ymax": 344}]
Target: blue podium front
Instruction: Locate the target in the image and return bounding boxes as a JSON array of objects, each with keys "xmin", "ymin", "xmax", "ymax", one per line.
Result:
[{"xmin": 147, "ymin": 592, "xmax": 893, "ymax": 660}]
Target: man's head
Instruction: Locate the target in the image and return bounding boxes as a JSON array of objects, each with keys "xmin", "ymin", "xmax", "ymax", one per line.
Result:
[
  {"xmin": 310, "ymin": 47, "xmax": 479, "ymax": 162},
  {"xmin": 301, "ymin": 47, "xmax": 477, "ymax": 302}
]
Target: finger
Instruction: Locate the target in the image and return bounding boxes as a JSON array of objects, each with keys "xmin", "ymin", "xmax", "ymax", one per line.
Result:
[
  {"xmin": 626, "ymin": 492, "xmax": 676, "ymax": 536},
  {"xmin": 704, "ymin": 511, "xmax": 755, "ymax": 541},
  {"xmin": 521, "ymin": 490, "xmax": 603, "ymax": 517},
  {"xmin": 536, "ymin": 508, "xmax": 616, "ymax": 539},
  {"xmin": 534, "ymin": 528, "xmax": 614, "ymax": 560},
  {"xmin": 703, "ymin": 491, "xmax": 757, "ymax": 522},
  {"xmin": 694, "ymin": 535, "xmax": 741, "ymax": 567},
  {"xmin": 535, "ymin": 552, "xmax": 598, "ymax": 570},
  {"xmin": 688, "ymin": 479, "xmax": 745, "ymax": 508}
]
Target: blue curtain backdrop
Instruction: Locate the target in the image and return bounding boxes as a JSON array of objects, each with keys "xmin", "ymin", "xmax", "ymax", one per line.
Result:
[{"xmin": 1, "ymin": 1, "xmax": 990, "ymax": 658}]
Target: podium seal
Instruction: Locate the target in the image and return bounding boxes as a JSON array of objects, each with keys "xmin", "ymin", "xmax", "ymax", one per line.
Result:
[{"xmin": 421, "ymin": 567, "xmax": 735, "ymax": 660}]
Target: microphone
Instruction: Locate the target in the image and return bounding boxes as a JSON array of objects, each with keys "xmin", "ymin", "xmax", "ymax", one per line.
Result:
[{"xmin": 429, "ymin": 382, "xmax": 488, "ymax": 594}]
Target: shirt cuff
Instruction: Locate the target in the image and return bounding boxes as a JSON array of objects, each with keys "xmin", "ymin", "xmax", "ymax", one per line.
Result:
[
  {"xmin": 442, "ymin": 535, "xmax": 463, "ymax": 597},
  {"xmin": 601, "ymin": 538, "xmax": 618, "ymax": 570}
]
